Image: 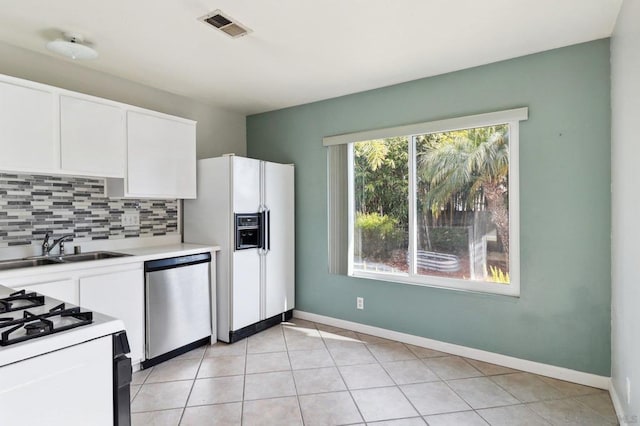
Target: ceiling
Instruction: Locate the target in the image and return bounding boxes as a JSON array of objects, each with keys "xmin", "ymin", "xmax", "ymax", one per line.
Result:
[{"xmin": 0, "ymin": 0, "xmax": 623, "ymax": 115}]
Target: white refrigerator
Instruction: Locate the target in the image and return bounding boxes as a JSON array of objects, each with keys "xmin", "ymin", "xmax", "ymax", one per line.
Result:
[{"xmin": 184, "ymin": 155, "xmax": 295, "ymax": 342}]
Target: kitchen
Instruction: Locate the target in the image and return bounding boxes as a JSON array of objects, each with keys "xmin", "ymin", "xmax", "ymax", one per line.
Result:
[
  {"xmin": 0, "ymin": 71, "xmax": 295, "ymax": 424},
  {"xmin": 0, "ymin": 1, "xmax": 638, "ymax": 425}
]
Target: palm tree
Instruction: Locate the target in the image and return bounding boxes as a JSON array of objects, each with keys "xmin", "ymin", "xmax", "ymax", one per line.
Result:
[{"xmin": 417, "ymin": 125, "xmax": 510, "ymax": 258}]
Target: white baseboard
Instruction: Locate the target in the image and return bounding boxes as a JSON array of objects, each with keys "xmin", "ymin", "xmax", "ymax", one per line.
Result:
[
  {"xmin": 294, "ymin": 310, "xmax": 610, "ymax": 390},
  {"xmin": 609, "ymin": 379, "xmax": 630, "ymax": 425}
]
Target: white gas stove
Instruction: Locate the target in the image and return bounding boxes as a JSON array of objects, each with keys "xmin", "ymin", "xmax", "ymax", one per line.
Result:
[{"xmin": 0, "ymin": 284, "xmax": 132, "ymax": 426}]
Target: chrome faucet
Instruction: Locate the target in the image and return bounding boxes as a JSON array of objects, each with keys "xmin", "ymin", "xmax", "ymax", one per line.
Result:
[{"xmin": 41, "ymin": 232, "xmax": 75, "ymax": 256}]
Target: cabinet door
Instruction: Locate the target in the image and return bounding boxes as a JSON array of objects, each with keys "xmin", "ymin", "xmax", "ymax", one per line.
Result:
[
  {"xmin": 0, "ymin": 80, "xmax": 56, "ymax": 172},
  {"xmin": 174, "ymin": 122, "xmax": 197, "ymax": 199},
  {"xmin": 24, "ymin": 279, "xmax": 79, "ymax": 305},
  {"xmin": 264, "ymin": 162, "xmax": 295, "ymax": 318},
  {"xmin": 126, "ymin": 111, "xmax": 196, "ymax": 198},
  {"xmin": 80, "ymin": 267, "xmax": 144, "ymax": 364},
  {"xmin": 60, "ymin": 95, "xmax": 125, "ymax": 177}
]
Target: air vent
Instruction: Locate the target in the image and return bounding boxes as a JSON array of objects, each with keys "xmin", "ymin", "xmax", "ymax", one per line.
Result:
[{"xmin": 199, "ymin": 10, "xmax": 252, "ymax": 38}]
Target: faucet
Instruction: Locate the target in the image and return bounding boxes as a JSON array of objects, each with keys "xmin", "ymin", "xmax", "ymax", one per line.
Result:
[{"xmin": 41, "ymin": 232, "xmax": 75, "ymax": 256}]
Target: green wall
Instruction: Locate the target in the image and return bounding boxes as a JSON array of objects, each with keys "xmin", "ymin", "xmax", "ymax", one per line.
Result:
[{"xmin": 247, "ymin": 40, "xmax": 611, "ymax": 375}]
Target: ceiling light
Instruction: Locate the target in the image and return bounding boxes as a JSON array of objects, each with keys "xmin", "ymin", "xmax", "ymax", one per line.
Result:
[{"xmin": 46, "ymin": 32, "xmax": 98, "ymax": 60}]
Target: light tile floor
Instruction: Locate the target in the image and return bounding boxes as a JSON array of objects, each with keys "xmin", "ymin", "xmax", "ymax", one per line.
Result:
[{"xmin": 130, "ymin": 319, "xmax": 618, "ymax": 425}]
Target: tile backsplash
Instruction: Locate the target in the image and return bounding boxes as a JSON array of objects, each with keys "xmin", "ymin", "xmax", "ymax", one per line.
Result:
[{"xmin": 0, "ymin": 173, "xmax": 178, "ymax": 247}]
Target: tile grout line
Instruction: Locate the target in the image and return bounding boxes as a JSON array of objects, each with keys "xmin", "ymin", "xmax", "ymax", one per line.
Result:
[
  {"xmin": 325, "ymin": 325, "xmax": 472, "ymax": 424},
  {"xmin": 474, "ymin": 403, "xmax": 553, "ymax": 426},
  {"xmin": 484, "ymin": 372, "xmax": 546, "ymax": 406},
  {"xmin": 568, "ymin": 392, "xmax": 619, "ymax": 423},
  {"xmin": 129, "ymin": 365, "xmax": 154, "ymax": 409},
  {"xmin": 176, "ymin": 347, "xmax": 206, "ymax": 425},
  {"xmin": 240, "ymin": 337, "xmax": 249, "ymax": 426},
  {"xmin": 419, "ymin": 355, "xmax": 505, "ymax": 419},
  {"xmin": 435, "ymin": 368, "xmax": 491, "ymax": 420},
  {"xmin": 132, "ymin": 322, "xmax": 614, "ymax": 425},
  {"xmin": 440, "ymin": 370, "xmax": 573, "ymax": 425},
  {"xmin": 316, "ymin": 322, "xmax": 369, "ymax": 424},
  {"xmin": 282, "ymin": 322, "xmax": 307, "ymax": 426},
  {"xmin": 392, "ymin": 342, "xmax": 450, "ymax": 423},
  {"xmin": 483, "ymin": 371, "xmax": 587, "ymax": 410}
]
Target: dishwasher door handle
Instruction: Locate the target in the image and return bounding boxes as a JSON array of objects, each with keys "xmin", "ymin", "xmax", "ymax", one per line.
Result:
[{"xmin": 145, "ymin": 252, "xmax": 211, "ymax": 272}]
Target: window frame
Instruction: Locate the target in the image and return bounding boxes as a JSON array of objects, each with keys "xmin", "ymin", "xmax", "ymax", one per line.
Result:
[{"xmin": 341, "ymin": 108, "xmax": 526, "ymax": 297}]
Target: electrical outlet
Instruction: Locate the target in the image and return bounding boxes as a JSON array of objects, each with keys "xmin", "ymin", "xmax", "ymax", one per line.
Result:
[
  {"xmin": 627, "ymin": 377, "xmax": 631, "ymax": 405},
  {"xmin": 122, "ymin": 213, "xmax": 140, "ymax": 226},
  {"xmin": 356, "ymin": 297, "xmax": 364, "ymax": 310}
]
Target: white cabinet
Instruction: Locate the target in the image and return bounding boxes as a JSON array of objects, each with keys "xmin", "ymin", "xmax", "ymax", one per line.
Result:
[
  {"xmin": 0, "ymin": 80, "xmax": 56, "ymax": 173},
  {"xmin": 60, "ymin": 95, "xmax": 126, "ymax": 177},
  {"xmin": 0, "ymin": 73, "xmax": 197, "ymax": 199},
  {"xmin": 125, "ymin": 111, "xmax": 196, "ymax": 199},
  {"xmin": 79, "ymin": 265, "xmax": 144, "ymax": 364},
  {"xmin": 23, "ymin": 279, "xmax": 79, "ymax": 305}
]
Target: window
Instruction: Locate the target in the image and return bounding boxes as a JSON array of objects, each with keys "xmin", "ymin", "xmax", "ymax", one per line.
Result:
[{"xmin": 326, "ymin": 108, "xmax": 526, "ymax": 296}]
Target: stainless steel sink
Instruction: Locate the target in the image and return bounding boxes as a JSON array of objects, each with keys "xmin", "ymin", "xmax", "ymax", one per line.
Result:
[
  {"xmin": 0, "ymin": 257, "xmax": 64, "ymax": 271},
  {"xmin": 0, "ymin": 251, "xmax": 131, "ymax": 271},
  {"xmin": 60, "ymin": 251, "xmax": 131, "ymax": 262}
]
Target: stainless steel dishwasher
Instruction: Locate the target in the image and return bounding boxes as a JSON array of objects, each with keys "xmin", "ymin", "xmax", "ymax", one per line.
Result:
[{"xmin": 143, "ymin": 252, "xmax": 212, "ymax": 368}]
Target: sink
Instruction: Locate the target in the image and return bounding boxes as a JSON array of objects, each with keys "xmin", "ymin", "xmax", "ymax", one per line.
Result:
[
  {"xmin": 0, "ymin": 258, "xmax": 63, "ymax": 271},
  {"xmin": 0, "ymin": 251, "xmax": 132, "ymax": 271},
  {"xmin": 60, "ymin": 251, "xmax": 131, "ymax": 262}
]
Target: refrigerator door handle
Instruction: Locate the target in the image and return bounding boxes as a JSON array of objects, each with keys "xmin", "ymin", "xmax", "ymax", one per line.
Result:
[
  {"xmin": 259, "ymin": 211, "xmax": 266, "ymax": 251},
  {"xmin": 266, "ymin": 210, "xmax": 271, "ymax": 252}
]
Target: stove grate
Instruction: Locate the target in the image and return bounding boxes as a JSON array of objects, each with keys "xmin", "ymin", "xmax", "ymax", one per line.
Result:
[
  {"xmin": 0, "ymin": 308, "xmax": 93, "ymax": 346},
  {"xmin": 0, "ymin": 290, "xmax": 45, "ymax": 314}
]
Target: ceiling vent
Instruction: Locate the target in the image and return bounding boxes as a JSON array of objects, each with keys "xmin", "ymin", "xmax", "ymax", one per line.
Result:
[{"xmin": 199, "ymin": 10, "xmax": 251, "ymax": 38}]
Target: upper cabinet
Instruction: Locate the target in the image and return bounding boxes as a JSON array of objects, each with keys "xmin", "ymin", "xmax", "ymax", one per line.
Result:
[
  {"xmin": 60, "ymin": 95, "xmax": 126, "ymax": 178},
  {"xmin": 0, "ymin": 74, "xmax": 196, "ymax": 199},
  {"xmin": 124, "ymin": 111, "xmax": 196, "ymax": 199},
  {"xmin": 0, "ymin": 80, "xmax": 57, "ymax": 173}
]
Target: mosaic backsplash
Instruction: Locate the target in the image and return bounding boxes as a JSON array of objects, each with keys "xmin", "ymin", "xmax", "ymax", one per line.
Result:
[{"xmin": 0, "ymin": 173, "xmax": 178, "ymax": 247}]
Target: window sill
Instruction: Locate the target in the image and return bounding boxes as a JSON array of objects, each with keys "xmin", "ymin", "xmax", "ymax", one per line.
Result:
[{"xmin": 350, "ymin": 270, "xmax": 520, "ymax": 297}]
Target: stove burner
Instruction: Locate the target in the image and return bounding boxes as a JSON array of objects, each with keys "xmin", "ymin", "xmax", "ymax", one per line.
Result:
[
  {"xmin": 0, "ymin": 288, "xmax": 94, "ymax": 346},
  {"xmin": 0, "ymin": 307, "xmax": 93, "ymax": 346},
  {"xmin": 0, "ymin": 290, "xmax": 45, "ymax": 313},
  {"xmin": 24, "ymin": 319, "xmax": 52, "ymax": 335}
]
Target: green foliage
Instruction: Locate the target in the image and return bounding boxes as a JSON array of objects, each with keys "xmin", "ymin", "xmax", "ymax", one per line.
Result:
[
  {"xmin": 354, "ymin": 137, "xmax": 409, "ymax": 232},
  {"xmin": 355, "ymin": 139, "xmax": 390, "ymax": 171},
  {"xmin": 356, "ymin": 212, "xmax": 397, "ymax": 234},
  {"xmin": 417, "ymin": 125, "xmax": 509, "ymax": 216},
  {"xmin": 488, "ymin": 265, "xmax": 510, "ymax": 284},
  {"xmin": 416, "ymin": 125, "xmax": 511, "ymax": 258},
  {"xmin": 352, "ymin": 126, "xmax": 511, "ymax": 266},
  {"xmin": 428, "ymin": 227, "xmax": 468, "ymax": 255},
  {"xmin": 355, "ymin": 212, "xmax": 404, "ymax": 261}
]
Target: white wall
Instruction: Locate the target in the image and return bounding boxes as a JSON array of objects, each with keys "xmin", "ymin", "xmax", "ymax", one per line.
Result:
[
  {"xmin": 0, "ymin": 41, "xmax": 246, "ymax": 159},
  {"xmin": 611, "ymin": 0, "xmax": 640, "ymax": 422}
]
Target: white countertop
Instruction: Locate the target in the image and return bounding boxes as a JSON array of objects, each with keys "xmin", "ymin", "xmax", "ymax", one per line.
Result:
[
  {"xmin": 118, "ymin": 243, "xmax": 220, "ymax": 260},
  {"xmin": 0, "ymin": 243, "xmax": 220, "ymax": 281},
  {"xmin": 0, "ymin": 243, "xmax": 220, "ymax": 367}
]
